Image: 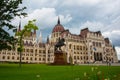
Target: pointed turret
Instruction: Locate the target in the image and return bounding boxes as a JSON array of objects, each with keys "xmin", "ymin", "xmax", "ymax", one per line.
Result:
[
  {"xmin": 33, "ymin": 29, "xmax": 36, "ymax": 38},
  {"xmin": 58, "ymin": 16, "xmax": 60, "ymax": 24},
  {"xmin": 46, "ymin": 36, "xmax": 49, "ymax": 44},
  {"xmin": 34, "ymin": 29, "xmax": 36, "ymax": 34},
  {"xmin": 52, "ymin": 17, "xmax": 64, "ymax": 33},
  {"xmin": 38, "ymin": 31, "xmax": 42, "ymax": 43},
  {"xmin": 113, "ymin": 45, "xmax": 116, "ymax": 51},
  {"xmin": 18, "ymin": 20, "xmax": 21, "ymax": 32}
]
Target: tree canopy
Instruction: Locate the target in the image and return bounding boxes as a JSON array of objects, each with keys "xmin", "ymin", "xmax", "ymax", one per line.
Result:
[{"xmin": 0, "ymin": 0, "xmax": 26, "ymax": 50}]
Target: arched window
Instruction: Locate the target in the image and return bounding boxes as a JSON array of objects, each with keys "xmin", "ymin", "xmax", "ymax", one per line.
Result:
[
  {"xmin": 43, "ymin": 58, "xmax": 45, "ymax": 61},
  {"xmin": 39, "ymin": 58, "xmax": 41, "ymax": 61},
  {"xmin": 69, "ymin": 44, "xmax": 72, "ymax": 49},
  {"xmin": 26, "ymin": 57, "xmax": 28, "ymax": 60},
  {"xmin": 77, "ymin": 56, "xmax": 79, "ymax": 59},
  {"xmin": 74, "ymin": 56, "xmax": 76, "ymax": 59},
  {"xmin": 96, "ymin": 42, "xmax": 98, "ymax": 47},
  {"xmin": 81, "ymin": 56, "xmax": 83, "ymax": 60},
  {"xmin": 21, "ymin": 57, "xmax": 24, "ymax": 60},
  {"xmin": 7, "ymin": 56, "xmax": 10, "ymax": 59},
  {"xmin": 30, "ymin": 57, "xmax": 32, "ymax": 61},
  {"xmin": 93, "ymin": 42, "xmax": 95, "ymax": 46},
  {"xmin": 2, "ymin": 56, "xmax": 5, "ymax": 59},
  {"xmin": 99, "ymin": 42, "xmax": 101, "ymax": 47},
  {"xmin": 35, "ymin": 58, "xmax": 37, "ymax": 60},
  {"xmin": 12, "ymin": 56, "xmax": 14, "ymax": 60},
  {"xmin": 80, "ymin": 46, "xmax": 82, "ymax": 50},
  {"xmin": 17, "ymin": 57, "xmax": 19, "ymax": 60}
]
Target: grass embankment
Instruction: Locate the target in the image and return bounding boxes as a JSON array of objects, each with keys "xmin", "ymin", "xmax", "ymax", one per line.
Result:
[{"xmin": 0, "ymin": 64, "xmax": 120, "ymax": 80}]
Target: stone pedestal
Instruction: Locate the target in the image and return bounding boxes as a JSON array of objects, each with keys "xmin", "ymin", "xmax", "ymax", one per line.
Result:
[{"xmin": 53, "ymin": 51, "xmax": 67, "ymax": 65}]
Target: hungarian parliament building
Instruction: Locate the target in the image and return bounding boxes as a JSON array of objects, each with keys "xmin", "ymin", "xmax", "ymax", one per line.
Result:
[{"xmin": 0, "ymin": 18, "xmax": 118, "ymax": 64}]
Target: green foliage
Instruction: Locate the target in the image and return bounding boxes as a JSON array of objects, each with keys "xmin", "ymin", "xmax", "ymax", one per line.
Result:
[
  {"xmin": 0, "ymin": 0, "xmax": 27, "ymax": 50},
  {"xmin": 0, "ymin": 28, "xmax": 17, "ymax": 50},
  {"xmin": 16, "ymin": 20, "xmax": 38, "ymax": 67},
  {"xmin": 16, "ymin": 19, "xmax": 38, "ymax": 37},
  {"xmin": 16, "ymin": 19, "xmax": 38, "ymax": 52},
  {"xmin": 17, "ymin": 46, "xmax": 23, "ymax": 52}
]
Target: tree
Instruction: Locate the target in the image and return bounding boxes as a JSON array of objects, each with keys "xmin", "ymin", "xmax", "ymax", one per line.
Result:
[
  {"xmin": 16, "ymin": 20, "xmax": 38, "ymax": 67},
  {"xmin": 0, "ymin": 0, "xmax": 26, "ymax": 50}
]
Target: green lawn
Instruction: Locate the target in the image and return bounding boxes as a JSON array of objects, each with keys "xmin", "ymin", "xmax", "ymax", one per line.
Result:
[{"xmin": 0, "ymin": 64, "xmax": 120, "ymax": 80}]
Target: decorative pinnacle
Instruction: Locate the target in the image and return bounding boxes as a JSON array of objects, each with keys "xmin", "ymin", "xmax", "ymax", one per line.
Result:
[{"xmin": 58, "ymin": 16, "xmax": 60, "ymax": 24}]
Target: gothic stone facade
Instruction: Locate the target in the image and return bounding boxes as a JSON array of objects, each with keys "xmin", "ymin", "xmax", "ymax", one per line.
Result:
[{"xmin": 0, "ymin": 18, "xmax": 118, "ymax": 64}]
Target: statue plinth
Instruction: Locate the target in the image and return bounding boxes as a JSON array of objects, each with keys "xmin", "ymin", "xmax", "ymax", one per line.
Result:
[{"xmin": 53, "ymin": 51, "xmax": 67, "ymax": 65}]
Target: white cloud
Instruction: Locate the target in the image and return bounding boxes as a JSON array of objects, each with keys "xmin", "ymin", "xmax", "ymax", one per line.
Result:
[
  {"xmin": 10, "ymin": 0, "xmax": 120, "ymax": 59},
  {"xmin": 62, "ymin": 0, "xmax": 101, "ymax": 6},
  {"xmin": 103, "ymin": 30, "xmax": 120, "ymax": 38},
  {"xmin": 12, "ymin": 8, "xmax": 72, "ymax": 29},
  {"xmin": 66, "ymin": 21, "xmax": 105, "ymax": 35},
  {"xmin": 80, "ymin": 21, "xmax": 105, "ymax": 32},
  {"xmin": 58, "ymin": 14, "xmax": 72, "ymax": 24},
  {"xmin": 22, "ymin": 0, "xmax": 58, "ymax": 10},
  {"xmin": 68, "ymin": 26, "xmax": 81, "ymax": 34}
]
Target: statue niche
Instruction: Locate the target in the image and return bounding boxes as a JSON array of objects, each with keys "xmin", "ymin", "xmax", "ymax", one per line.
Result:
[{"xmin": 55, "ymin": 38, "xmax": 65, "ymax": 51}]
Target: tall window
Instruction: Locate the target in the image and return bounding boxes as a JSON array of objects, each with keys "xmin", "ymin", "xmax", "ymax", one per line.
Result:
[
  {"xmin": 12, "ymin": 56, "xmax": 14, "ymax": 60},
  {"xmin": 22, "ymin": 57, "xmax": 24, "ymax": 60},
  {"xmin": 26, "ymin": 57, "xmax": 28, "ymax": 60},
  {"xmin": 39, "ymin": 58, "xmax": 41, "ymax": 61},
  {"xmin": 81, "ymin": 56, "xmax": 82, "ymax": 60},
  {"xmin": 77, "ymin": 56, "xmax": 79, "ymax": 59},
  {"xmin": 99, "ymin": 43, "xmax": 101, "ymax": 47},
  {"xmin": 69, "ymin": 44, "xmax": 72, "ymax": 49},
  {"xmin": 74, "ymin": 45, "xmax": 75, "ymax": 50},
  {"xmin": 26, "ymin": 49, "xmax": 29, "ymax": 52},
  {"xmin": 77, "ymin": 45, "xmax": 79, "ymax": 50},
  {"xmin": 80, "ymin": 46, "xmax": 82, "ymax": 50},
  {"xmin": 2, "ymin": 56, "xmax": 5, "ymax": 59},
  {"xmin": 96, "ymin": 42, "xmax": 98, "ymax": 47},
  {"xmin": 17, "ymin": 57, "xmax": 19, "ymax": 60},
  {"xmin": 35, "ymin": 58, "xmax": 37, "ymax": 60},
  {"xmin": 39, "ymin": 50, "xmax": 41, "ymax": 53},
  {"xmin": 31, "ymin": 49, "xmax": 33, "ymax": 53},
  {"xmin": 83, "ymin": 46, "xmax": 85, "ymax": 50},
  {"xmin": 30, "ymin": 57, "xmax": 32, "ymax": 61},
  {"xmin": 74, "ymin": 56, "xmax": 76, "ymax": 59},
  {"xmin": 35, "ymin": 49, "xmax": 37, "ymax": 53},
  {"xmin": 7, "ymin": 56, "xmax": 10, "ymax": 59}
]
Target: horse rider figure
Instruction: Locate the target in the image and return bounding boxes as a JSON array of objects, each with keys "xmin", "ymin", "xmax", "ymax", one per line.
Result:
[{"xmin": 55, "ymin": 37, "xmax": 65, "ymax": 51}]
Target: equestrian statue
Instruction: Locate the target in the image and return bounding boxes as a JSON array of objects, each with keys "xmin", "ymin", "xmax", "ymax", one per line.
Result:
[{"xmin": 55, "ymin": 38, "xmax": 65, "ymax": 51}]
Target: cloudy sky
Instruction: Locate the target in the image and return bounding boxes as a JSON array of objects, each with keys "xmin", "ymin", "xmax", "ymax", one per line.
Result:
[{"xmin": 12, "ymin": 0, "xmax": 120, "ymax": 59}]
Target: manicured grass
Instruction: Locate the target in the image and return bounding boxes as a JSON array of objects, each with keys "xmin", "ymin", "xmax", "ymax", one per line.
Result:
[{"xmin": 0, "ymin": 64, "xmax": 120, "ymax": 80}]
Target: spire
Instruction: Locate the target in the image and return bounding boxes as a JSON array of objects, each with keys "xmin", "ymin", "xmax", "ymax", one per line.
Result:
[
  {"xmin": 18, "ymin": 20, "xmax": 21, "ymax": 31},
  {"xmin": 47, "ymin": 36, "xmax": 49, "ymax": 44},
  {"xmin": 113, "ymin": 45, "xmax": 116, "ymax": 51},
  {"xmin": 33, "ymin": 29, "xmax": 36, "ymax": 38},
  {"xmin": 58, "ymin": 16, "xmax": 60, "ymax": 24},
  {"xmin": 38, "ymin": 31, "xmax": 42, "ymax": 43}
]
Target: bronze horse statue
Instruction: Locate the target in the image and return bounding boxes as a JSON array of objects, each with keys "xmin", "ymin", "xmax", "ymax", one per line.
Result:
[{"xmin": 55, "ymin": 38, "xmax": 65, "ymax": 51}]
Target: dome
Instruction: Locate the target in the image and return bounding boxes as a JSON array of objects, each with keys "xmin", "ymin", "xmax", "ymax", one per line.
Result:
[
  {"xmin": 52, "ymin": 24, "xmax": 64, "ymax": 33},
  {"xmin": 52, "ymin": 17, "xmax": 65, "ymax": 33}
]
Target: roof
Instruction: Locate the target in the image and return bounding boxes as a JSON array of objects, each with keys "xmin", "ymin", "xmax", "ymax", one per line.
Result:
[
  {"xmin": 52, "ymin": 24, "xmax": 64, "ymax": 33},
  {"xmin": 52, "ymin": 17, "xmax": 65, "ymax": 33}
]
